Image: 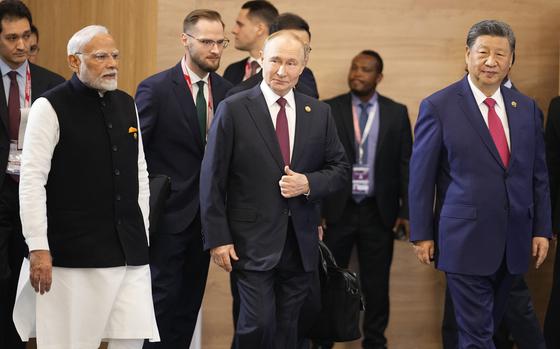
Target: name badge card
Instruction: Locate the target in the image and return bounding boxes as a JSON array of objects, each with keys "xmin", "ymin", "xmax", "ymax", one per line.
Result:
[{"xmin": 352, "ymin": 165, "xmax": 369, "ymax": 195}]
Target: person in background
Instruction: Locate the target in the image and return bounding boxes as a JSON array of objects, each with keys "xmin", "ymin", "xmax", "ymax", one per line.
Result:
[
  {"xmin": 27, "ymin": 24, "xmax": 38, "ymax": 63},
  {"xmin": 0, "ymin": 1, "xmax": 64, "ymax": 348},
  {"xmin": 224, "ymin": 0, "xmax": 278, "ymax": 85},
  {"xmin": 135, "ymin": 9, "xmax": 232, "ymax": 349}
]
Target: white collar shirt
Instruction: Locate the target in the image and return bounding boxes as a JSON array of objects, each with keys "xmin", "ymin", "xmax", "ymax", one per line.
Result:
[
  {"xmin": 260, "ymin": 80, "xmax": 296, "ymax": 161},
  {"xmin": 467, "ymin": 74, "xmax": 511, "ymax": 149}
]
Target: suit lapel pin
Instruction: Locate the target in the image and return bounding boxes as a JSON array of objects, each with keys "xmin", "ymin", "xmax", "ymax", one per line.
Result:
[
  {"xmin": 305, "ymin": 105, "xmax": 311, "ymax": 112},
  {"xmin": 128, "ymin": 126, "xmax": 138, "ymax": 140},
  {"xmin": 511, "ymin": 101, "xmax": 517, "ymax": 108}
]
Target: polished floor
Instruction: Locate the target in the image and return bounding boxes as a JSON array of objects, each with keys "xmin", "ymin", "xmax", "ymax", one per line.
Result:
[
  {"xmin": 200, "ymin": 239, "xmax": 556, "ymax": 349},
  {"xmin": 25, "ymin": 239, "xmax": 556, "ymax": 349}
]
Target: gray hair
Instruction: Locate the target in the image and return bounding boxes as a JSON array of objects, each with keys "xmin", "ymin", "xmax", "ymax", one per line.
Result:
[
  {"xmin": 67, "ymin": 25, "xmax": 109, "ymax": 55},
  {"xmin": 466, "ymin": 20, "xmax": 515, "ymax": 53}
]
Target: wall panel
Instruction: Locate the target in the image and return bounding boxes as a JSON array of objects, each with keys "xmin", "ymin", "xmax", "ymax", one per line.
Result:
[
  {"xmin": 158, "ymin": 0, "xmax": 560, "ymax": 122},
  {"xmin": 24, "ymin": 0, "xmax": 157, "ymax": 96}
]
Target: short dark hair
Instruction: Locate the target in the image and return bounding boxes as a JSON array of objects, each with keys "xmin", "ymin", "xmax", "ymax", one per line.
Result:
[
  {"xmin": 30, "ymin": 24, "xmax": 38, "ymax": 42},
  {"xmin": 0, "ymin": 0, "xmax": 32, "ymax": 33},
  {"xmin": 466, "ymin": 20, "xmax": 515, "ymax": 53},
  {"xmin": 359, "ymin": 50, "xmax": 384, "ymax": 74},
  {"xmin": 183, "ymin": 9, "xmax": 224, "ymax": 33},
  {"xmin": 241, "ymin": 1, "xmax": 279, "ymax": 31},
  {"xmin": 269, "ymin": 13, "xmax": 311, "ymax": 39}
]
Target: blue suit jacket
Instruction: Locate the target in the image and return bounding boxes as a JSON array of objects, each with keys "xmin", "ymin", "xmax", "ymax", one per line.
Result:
[
  {"xmin": 135, "ymin": 62, "xmax": 232, "ymax": 234},
  {"xmin": 409, "ymin": 76, "xmax": 551, "ymax": 275},
  {"xmin": 200, "ymin": 85, "xmax": 349, "ymax": 272}
]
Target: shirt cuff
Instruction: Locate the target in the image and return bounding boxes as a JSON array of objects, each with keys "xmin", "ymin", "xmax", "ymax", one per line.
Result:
[{"xmin": 26, "ymin": 236, "xmax": 50, "ymax": 252}]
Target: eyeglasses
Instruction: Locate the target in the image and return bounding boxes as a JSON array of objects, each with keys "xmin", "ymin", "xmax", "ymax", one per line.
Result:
[
  {"xmin": 29, "ymin": 45, "xmax": 39, "ymax": 56},
  {"xmin": 185, "ymin": 33, "xmax": 229, "ymax": 49},
  {"xmin": 75, "ymin": 51, "xmax": 120, "ymax": 63}
]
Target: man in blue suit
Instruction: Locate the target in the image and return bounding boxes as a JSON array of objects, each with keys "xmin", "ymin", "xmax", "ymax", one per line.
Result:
[
  {"xmin": 200, "ymin": 31, "xmax": 348, "ymax": 348},
  {"xmin": 409, "ymin": 20, "xmax": 551, "ymax": 349},
  {"xmin": 135, "ymin": 9, "xmax": 232, "ymax": 348}
]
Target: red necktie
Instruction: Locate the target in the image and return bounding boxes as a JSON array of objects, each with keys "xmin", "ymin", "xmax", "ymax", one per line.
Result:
[
  {"xmin": 8, "ymin": 71, "xmax": 20, "ymax": 141},
  {"xmin": 250, "ymin": 61, "xmax": 259, "ymax": 77},
  {"xmin": 276, "ymin": 97, "xmax": 290, "ymax": 166},
  {"xmin": 484, "ymin": 97, "xmax": 510, "ymax": 167}
]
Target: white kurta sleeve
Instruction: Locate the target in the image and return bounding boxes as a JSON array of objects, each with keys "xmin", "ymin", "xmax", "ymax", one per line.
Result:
[
  {"xmin": 135, "ymin": 105, "xmax": 150, "ymax": 244},
  {"xmin": 19, "ymin": 97, "xmax": 60, "ymax": 252}
]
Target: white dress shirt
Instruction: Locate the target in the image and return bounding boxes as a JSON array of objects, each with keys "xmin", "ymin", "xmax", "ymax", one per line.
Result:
[
  {"xmin": 467, "ymin": 74, "xmax": 511, "ymax": 149},
  {"xmin": 260, "ymin": 80, "xmax": 296, "ymax": 161}
]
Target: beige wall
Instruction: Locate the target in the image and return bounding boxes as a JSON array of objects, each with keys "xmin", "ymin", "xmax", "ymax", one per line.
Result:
[
  {"xmin": 158, "ymin": 0, "xmax": 560, "ymax": 121},
  {"xmin": 24, "ymin": 0, "xmax": 157, "ymax": 96}
]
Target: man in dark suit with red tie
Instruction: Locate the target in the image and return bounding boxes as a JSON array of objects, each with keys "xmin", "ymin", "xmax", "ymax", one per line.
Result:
[
  {"xmin": 224, "ymin": 1, "xmax": 278, "ymax": 85},
  {"xmin": 0, "ymin": 1, "xmax": 64, "ymax": 348},
  {"xmin": 200, "ymin": 31, "xmax": 349, "ymax": 349},
  {"xmin": 409, "ymin": 20, "xmax": 550, "ymax": 349},
  {"xmin": 135, "ymin": 9, "xmax": 232, "ymax": 348}
]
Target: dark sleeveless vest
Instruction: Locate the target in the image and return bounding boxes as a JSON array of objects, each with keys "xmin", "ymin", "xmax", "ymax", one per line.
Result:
[{"xmin": 43, "ymin": 74, "xmax": 148, "ymax": 267}]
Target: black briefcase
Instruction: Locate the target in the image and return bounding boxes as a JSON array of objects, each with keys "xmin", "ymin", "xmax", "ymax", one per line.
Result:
[
  {"xmin": 307, "ymin": 241, "xmax": 364, "ymax": 342},
  {"xmin": 148, "ymin": 174, "xmax": 171, "ymax": 235}
]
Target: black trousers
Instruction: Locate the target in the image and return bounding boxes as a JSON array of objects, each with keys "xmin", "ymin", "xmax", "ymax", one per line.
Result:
[
  {"xmin": 233, "ymin": 221, "xmax": 313, "ymax": 349},
  {"xmin": 0, "ymin": 177, "xmax": 26, "ymax": 349},
  {"xmin": 544, "ymin": 242, "xmax": 560, "ymax": 349},
  {"xmin": 442, "ymin": 275, "xmax": 545, "ymax": 349},
  {"xmin": 318, "ymin": 198, "xmax": 393, "ymax": 349},
  {"xmin": 143, "ymin": 215, "xmax": 210, "ymax": 349}
]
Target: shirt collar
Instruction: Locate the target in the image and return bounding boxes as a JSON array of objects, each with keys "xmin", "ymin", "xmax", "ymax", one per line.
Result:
[
  {"xmin": 0, "ymin": 58, "xmax": 28, "ymax": 78},
  {"xmin": 260, "ymin": 79, "xmax": 295, "ymax": 110},
  {"xmin": 247, "ymin": 56, "xmax": 261, "ymax": 67},
  {"xmin": 182, "ymin": 56, "xmax": 209, "ymax": 84},
  {"xmin": 467, "ymin": 74, "xmax": 505, "ymax": 110},
  {"xmin": 351, "ymin": 92, "xmax": 378, "ymax": 108}
]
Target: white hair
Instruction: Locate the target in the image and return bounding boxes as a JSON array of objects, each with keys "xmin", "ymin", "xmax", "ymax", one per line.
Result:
[{"xmin": 67, "ymin": 25, "xmax": 109, "ymax": 55}]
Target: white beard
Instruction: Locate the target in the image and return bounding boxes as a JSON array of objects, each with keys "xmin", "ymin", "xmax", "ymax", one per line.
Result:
[{"xmin": 78, "ymin": 61, "xmax": 118, "ymax": 92}]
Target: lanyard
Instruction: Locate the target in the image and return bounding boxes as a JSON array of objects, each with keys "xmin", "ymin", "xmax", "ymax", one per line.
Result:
[
  {"xmin": 24, "ymin": 64, "xmax": 31, "ymax": 108},
  {"xmin": 352, "ymin": 102, "xmax": 376, "ymax": 164},
  {"xmin": 181, "ymin": 57, "xmax": 213, "ymax": 113}
]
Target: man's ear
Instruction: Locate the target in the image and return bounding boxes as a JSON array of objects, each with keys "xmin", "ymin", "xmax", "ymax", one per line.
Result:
[{"xmin": 68, "ymin": 54, "xmax": 80, "ymax": 73}]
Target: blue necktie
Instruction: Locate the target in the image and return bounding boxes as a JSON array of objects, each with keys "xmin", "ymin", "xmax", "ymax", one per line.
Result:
[{"xmin": 358, "ymin": 103, "xmax": 370, "ymax": 163}]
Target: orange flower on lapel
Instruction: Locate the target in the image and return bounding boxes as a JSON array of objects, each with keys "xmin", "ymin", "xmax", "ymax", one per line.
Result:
[{"xmin": 129, "ymin": 126, "xmax": 138, "ymax": 140}]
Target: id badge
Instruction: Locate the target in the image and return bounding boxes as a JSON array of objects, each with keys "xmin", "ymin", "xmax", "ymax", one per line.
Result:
[
  {"xmin": 7, "ymin": 140, "xmax": 21, "ymax": 175},
  {"xmin": 352, "ymin": 165, "xmax": 369, "ymax": 195}
]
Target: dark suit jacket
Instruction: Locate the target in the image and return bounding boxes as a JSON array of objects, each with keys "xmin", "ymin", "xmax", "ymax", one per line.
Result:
[
  {"xmin": 135, "ymin": 62, "xmax": 232, "ymax": 234},
  {"xmin": 409, "ymin": 76, "xmax": 551, "ymax": 275},
  {"xmin": 0, "ymin": 62, "xmax": 64, "ymax": 188},
  {"xmin": 200, "ymin": 85, "xmax": 349, "ymax": 272},
  {"xmin": 226, "ymin": 67, "xmax": 319, "ymax": 99},
  {"xmin": 321, "ymin": 93, "xmax": 412, "ymax": 228},
  {"xmin": 545, "ymin": 96, "xmax": 560, "ymax": 232},
  {"xmin": 224, "ymin": 57, "xmax": 319, "ymax": 97}
]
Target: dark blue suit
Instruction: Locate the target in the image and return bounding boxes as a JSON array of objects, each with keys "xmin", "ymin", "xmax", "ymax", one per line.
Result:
[
  {"xmin": 409, "ymin": 76, "xmax": 551, "ymax": 348},
  {"xmin": 200, "ymin": 84, "xmax": 349, "ymax": 348},
  {"xmin": 135, "ymin": 62, "xmax": 232, "ymax": 348}
]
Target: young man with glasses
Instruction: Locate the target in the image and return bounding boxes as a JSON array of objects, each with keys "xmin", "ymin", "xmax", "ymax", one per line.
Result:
[{"xmin": 135, "ymin": 9, "xmax": 232, "ymax": 349}]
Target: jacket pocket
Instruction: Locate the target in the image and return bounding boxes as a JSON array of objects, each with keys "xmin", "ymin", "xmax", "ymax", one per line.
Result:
[
  {"xmin": 228, "ymin": 208, "xmax": 257, "ymax": 222},
  {"xmin": 440, "ymin": 204, "xmax": 477, "ymax": 220}
]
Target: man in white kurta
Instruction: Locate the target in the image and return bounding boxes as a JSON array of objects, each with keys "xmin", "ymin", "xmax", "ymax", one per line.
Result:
[{"xmin": 12, "ymin": 25, "xmax": 159, "ymax": 349}]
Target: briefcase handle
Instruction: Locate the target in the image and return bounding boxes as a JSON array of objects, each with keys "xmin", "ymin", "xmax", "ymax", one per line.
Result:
[{"xmin": 318, "ymin": 240, "xmax": 338, "ymax": 275}]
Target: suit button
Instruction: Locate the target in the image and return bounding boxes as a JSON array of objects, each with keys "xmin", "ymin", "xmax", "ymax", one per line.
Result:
[
  {"xmin": 114, "ymin": 169, "xmax": 120, "ymax": 176},
  {"xmin": 116, "ymin": 194, "xmax": 121, "ymax": 201},
  {"xmin": 107, "ymin": 123, "xmax": 113, "ymax": 129},
  {"xmin": 117, "ymin": 218, "xmax": 122, "ymax": 225},
  {"xmin": 100, "ymin": 100, "xmax": 106, "ymax": 107},
  {"xmin": 282, "ymin": 209, "xmax": 289, "ymax": 215},
  {"xmin": 112, "ymin": 145, "xmax": 118, "ymax": 152}
]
